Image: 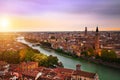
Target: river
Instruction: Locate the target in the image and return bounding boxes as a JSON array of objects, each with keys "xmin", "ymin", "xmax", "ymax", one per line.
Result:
[{"xmin": 17, "ymin": 37, "xmax": 120, "ymax": 80}]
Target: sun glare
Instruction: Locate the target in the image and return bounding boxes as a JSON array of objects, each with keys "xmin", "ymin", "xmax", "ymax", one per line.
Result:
[
  {"xmin": 0, "ymin": 17, "xmax": 10, "ymax": 31},
  {"xmin": 1, "ymin": 18, "xmax": 9, "ymax": 28}
]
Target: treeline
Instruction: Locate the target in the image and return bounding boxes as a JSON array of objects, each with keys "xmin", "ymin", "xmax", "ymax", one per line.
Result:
[
  {"xmin": 0, "ymin": 48, "xmax": 60, "ymax": 68},
  {"xmin": 40, "ymin": 42, "xmax": 52, "ymax": 49},
  {"xmin": 55, "ymin": 48, "xmax": 120, "ymax": 64},
  {"xmin": 25, "ymin": 38, "xmax": 37, "ymax": 43},
  {"xmin": 55, "ymin": 48, "xmax": 78, "ymax": 57},
  {"xmin": 81, "ymin": 48, "xmax": 120, "ymax": 63}
]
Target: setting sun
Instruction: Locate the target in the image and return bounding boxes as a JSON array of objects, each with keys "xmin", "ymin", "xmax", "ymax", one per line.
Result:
[
  {"xmin": 0, "ymin": 17, "xmax": 11, "ymax": 31},
  {"xmin": 0, "ymin": 18, "xmax": 9, "ymax": 28}
]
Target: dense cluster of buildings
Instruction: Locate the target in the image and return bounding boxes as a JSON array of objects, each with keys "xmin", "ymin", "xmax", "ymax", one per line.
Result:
[
  {"xmin": 23, "ymin": 27, "xmax": 120, "ymax": 57},
  {"xmin": 0, "ymin": 61, "xmax": 99, "ymax": 80},
  {"xmin": 24, "ymin": 27, "xmax": 101, "ymax": 57},
  {"xmin": 100, "ymin": 31, "xmax": 120, "ymax": 57}
]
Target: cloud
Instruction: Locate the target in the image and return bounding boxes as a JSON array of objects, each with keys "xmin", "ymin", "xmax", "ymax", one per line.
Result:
[
  {"xmin": 58, "ymin": 0, "xmax": 120, "ymax": 17},
  {"xmin": 0, "ymin": 0, "xmax": 120, "ymax": 18}
]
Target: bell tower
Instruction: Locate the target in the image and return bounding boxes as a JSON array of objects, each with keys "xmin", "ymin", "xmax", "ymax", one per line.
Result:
[
  {"xmin": 85, "ymin": 27, "xmax": 87, "ymax": 37},
  {"xmin": 95, "ymin": 27, "xmax": 100, "ymax": 55}
]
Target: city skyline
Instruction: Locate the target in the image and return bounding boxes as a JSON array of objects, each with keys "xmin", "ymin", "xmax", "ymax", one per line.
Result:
[{"xmin": 0, "ymin": 0, "xmax": 120, "ymax": 32}]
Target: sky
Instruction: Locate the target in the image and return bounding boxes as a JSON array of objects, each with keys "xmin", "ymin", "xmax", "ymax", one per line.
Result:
[{"xmin": 0, "ymin": 0, "xmax": 120, "ymax": 31}]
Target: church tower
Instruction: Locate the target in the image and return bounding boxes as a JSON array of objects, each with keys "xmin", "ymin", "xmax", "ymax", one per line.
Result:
[
  {"xmin": 85, "ymin": 27, "xmax": 87, "ymax": 37},
  {"xmin": 95, "ymin": 27, "xmax": 100, "ymax": 55}
]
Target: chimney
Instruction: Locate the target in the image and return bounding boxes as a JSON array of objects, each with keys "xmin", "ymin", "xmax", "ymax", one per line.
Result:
[{"xmin": 76, "ymin": 64, "xmax": 81, "ymax": 71}]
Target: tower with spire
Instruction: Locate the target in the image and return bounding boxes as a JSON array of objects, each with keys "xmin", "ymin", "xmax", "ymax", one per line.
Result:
[
  {"xmin": 94, "ymin": 27, "xmax": 100, "ymax": 55},
  {"xmin": 85, "ymin": 27, "xmax": 87, "ymax": 37}
]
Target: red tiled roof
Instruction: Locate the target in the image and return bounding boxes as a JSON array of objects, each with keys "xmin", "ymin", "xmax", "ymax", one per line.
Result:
[
  {"xmin": 34, "ymin": 67, "xmax": 45, "ymax": 72},
  {"xmin": 0, "ymin": 67, "xmax": 6, "ymax": 71},
  {"xmin": 0, "ymin": 72, "xmax": 14, "ymax": 79},
  {"xmin": 73, "ymin": 70, "xmax": 96, "ymax": 78},
  {"xmin": 0, "ymin": 61, "xmax": 8, "ymax": 66},
  {"xmin": 9, "ymin": 62, "xmax": 97, "ymax": 79},
  {"xmin": 20, "ymin": 61, "xmax": 38, "ymax": 66},
  {"xmin": 54, "ymin": 68, "xmax": 74, "ymax": 74},
  {"xmin": 22, "ymin": 70, "xmax": 39, "ymax": 77}
]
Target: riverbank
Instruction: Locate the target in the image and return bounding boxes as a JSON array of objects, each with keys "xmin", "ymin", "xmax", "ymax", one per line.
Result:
[
  {"xmin": 17, "ymin": 40, "xmax": 64, "ymax": 68},
  {"xmin": 24, "ymin": 38, "xmax": 120, "ymax": 69},
  {"xmin": 40, "ymin": 44, "xmax": 120, "ymax": 69}
]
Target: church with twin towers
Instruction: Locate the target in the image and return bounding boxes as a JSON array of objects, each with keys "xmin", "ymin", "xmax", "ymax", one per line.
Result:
[{"xmin": 83, "ymin": 26, "xmax": 101, "ymax": 56}]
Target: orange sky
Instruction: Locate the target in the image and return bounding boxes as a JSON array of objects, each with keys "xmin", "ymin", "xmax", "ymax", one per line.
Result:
[{"xmin": 0, "ymin": 14, "xmax": 119, "ymax": 32}]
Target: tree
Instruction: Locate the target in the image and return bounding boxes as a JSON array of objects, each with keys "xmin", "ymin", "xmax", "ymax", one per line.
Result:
[
  {"xmin": 24, "ymin": 48, "xmax": 36, "ymax": 61},
  {"xmin": 87, "ymin": 48, "xmax": 94, "ymax": 56},
  {"xmin": 40, "ymin": 42, "xmax": 51, "ymax": 48},
  {"xmin": 19, "ymin": 49, "xmax": 27, "ymax": 61},
  {"xmin": 81, "ymin": 51, "xmax": 88, "ymax": 56},
  {"xmin": 47, "ymin": 55, "xmax": 58, "ymax": 67},
  {"xmin": 31, "ymin": 54, "xmax": 47, "ymax": 63},
  {"xmin": 0, "ymin": 51, "xmax": 20, "ymax": 64},
  {"xmin": 101, "ymin": 49, "xmax": 117, "ymax": 62},
  {"xmin": 0, "ymin": 47, "xmax": 60, "ymax": 67}
]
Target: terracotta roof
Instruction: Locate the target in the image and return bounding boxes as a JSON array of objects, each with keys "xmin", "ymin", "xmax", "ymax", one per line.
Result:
[
  {"xmin": 0, "ymin": 72, "xmax": 14, "ymax": 79},
  {"xmin": 9, "ymin": 62, "xmax": 98, "ymax": 79},
  {"xmin": 22, "ymin": 70, "xmax": 39, "ymax": 77},
  {"xmin": 54, "ymin": 68, "xmax": 74, "ymax": 74},
  {"xmin": 0, "ymin": 67, "xmax": 6, "ymax": 71},
  {"xmin": 9, "ymin": 64, "xmax": 19, "ymax": 71},
  {"xmin": 0, "ymin": 61, "xmax": 8, "ymax": 66},
  {"xmin": 54, "ymin": 73, "xmax": 71, "ymax": 80},
  {"xmin": 34, "ymin": 67, "xmax": 45, "ymax": 72},
  {"xmin": 20, "ymin": 61, "xmax": 38, "ymax": 66},
  {"xmin": 73, "ymin": 70, "xmax": 96, "ymax": 78}
]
